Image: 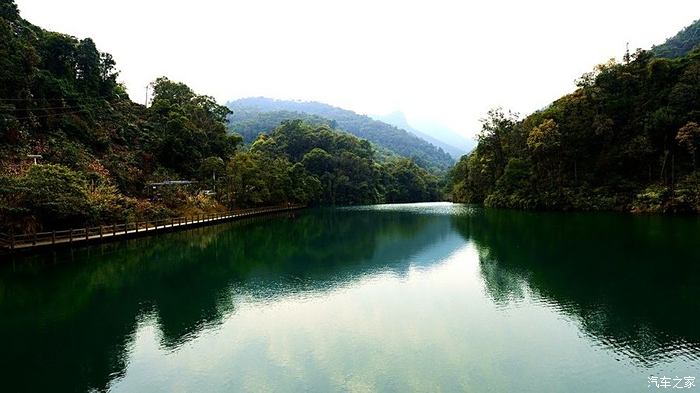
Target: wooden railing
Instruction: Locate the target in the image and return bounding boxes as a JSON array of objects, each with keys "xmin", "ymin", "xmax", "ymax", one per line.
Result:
[
  {"xmin": 0, "ymin": 233, "xmax": 10, "ymax": 249},
  {"xmin": 0, "ymin": 205, "xmax": 304, "ymax": 251}
]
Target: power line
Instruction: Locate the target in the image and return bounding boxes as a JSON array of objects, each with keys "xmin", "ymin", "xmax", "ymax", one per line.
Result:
[
  {"xmin": 0, "ymin": 103, "xmax": 104, "ymax": 111},
  {"xmin": 3, "ymin": 108, "xmax": 97, "ymax": 121},
  {"xmin": 0, "ymin": 95, "xmax": 114, "ymax": 102}
]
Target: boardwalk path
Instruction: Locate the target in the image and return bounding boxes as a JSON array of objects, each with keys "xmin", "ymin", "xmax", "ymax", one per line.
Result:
[{"xmin": 0, "ymin": 205, "xmax": 305, "ymax": 253}]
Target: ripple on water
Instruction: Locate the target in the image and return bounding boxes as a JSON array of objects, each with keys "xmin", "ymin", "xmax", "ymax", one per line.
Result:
[
  {"xmin": 500, "ymin": 284, "xmax": 700, "ymax": 370},
  {"xmin": 338, "ymin": 202, "xmax": 479, "ymax": 216}
]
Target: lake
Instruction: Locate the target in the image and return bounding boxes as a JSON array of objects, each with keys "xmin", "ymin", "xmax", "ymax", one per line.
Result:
[{"xmin": 1, "ymin": 202, "xmax": 699, "ymax": 392}]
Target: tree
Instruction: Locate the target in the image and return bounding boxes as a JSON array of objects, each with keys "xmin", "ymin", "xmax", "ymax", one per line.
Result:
[
  {"xmin": 223, "ymin": 152, "xmax": 267, "ymax": 208},
  {"xmin": 527, "ymin": 118, "xmax": 561, "ymax": 187},
  {"xmin": 20, "ymin": 164, "xmax": 91, "ymax": 227},
  {"xmin": 150, "ymin": 77, "xmax": 195, "ymax": 107},
  {"xmin": 384, "ymin": 158, "xmax": 438, "ymax": 203},
  {"xmin": 449, "ymin": 45, "xmax": 700, "ymax": 212},
  {"xmin": 76, "ymin": 38, "xmax": 102, "ymax": 94},
  {"xmin": 199, "ymin": 156, "xmax": 225, "ymax": 191},
  {"xmin": 527, "ymin": 119, "xmax": 560, "ymax": 157},
  {"xmin": 288, "ymin": 163, "xmax": 322, "ymax": 204},
  {"xmin": 300, "ymin": 147, "xmax": 333, "ymax": 203},
  {"xmin": 676, "ymin": 122, "xmax": 700, "ymax": 170},
  {"xmin": 302, "ymin": 148, "xmax": 334, "ymax": 176},
  {"xmin": 0, "ymin": 0, "xmax": 453, "ymax": 233},
  {"xmin": 0, "ymin": 0, "xmax": 19, "ymax": 19},
  {"xmin": 148, "ymin": 77, "xmax": 237, "ymax": 176},
  {"xmin": 476, "ymin": 109, "xmax": 520, "ymax": 186}
]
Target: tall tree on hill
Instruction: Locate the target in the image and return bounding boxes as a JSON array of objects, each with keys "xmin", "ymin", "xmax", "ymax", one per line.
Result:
[{"xmin": 148, "ymin": 77, "xmax": 240, "ymax": 176}]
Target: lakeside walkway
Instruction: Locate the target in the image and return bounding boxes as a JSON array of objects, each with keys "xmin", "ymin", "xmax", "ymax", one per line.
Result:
[{"xmin": 0, "ymin": 205, "xmax": 305, "ymax": 253}]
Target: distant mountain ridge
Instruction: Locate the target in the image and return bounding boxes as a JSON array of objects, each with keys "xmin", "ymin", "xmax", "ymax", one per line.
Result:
[
  {"xmin": 373, "ymin": 111, "xmax": 474, "ymax": 158},
  {"xmin": 227, "ymin": 109, "xmax": 330, "ymax": 141},
  {"xmin": 652, "ymin": 19, "xmax": 700, "ymax": 58},
  {"xmin": 226, "ymin": 97, "xmax": 455, "ymax": 170}
]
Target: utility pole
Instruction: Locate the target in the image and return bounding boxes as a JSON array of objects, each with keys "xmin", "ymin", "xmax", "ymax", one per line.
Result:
[
  {"xmin": 144, "ymin": 82, "xmax": 153, "ymax": 108},
  {"xmin": 27, "ymin": 154, "xmax": 42, "ymax": 165}
]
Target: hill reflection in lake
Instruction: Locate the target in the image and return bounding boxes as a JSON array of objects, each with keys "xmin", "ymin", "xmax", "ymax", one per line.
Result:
[
  {"xmin": 451, "ymin": 208, "xmax": 700, "ymax": 365},
  {"xmin": 1, "ymin": 203, "xmax": 698, "ymax": 392}
]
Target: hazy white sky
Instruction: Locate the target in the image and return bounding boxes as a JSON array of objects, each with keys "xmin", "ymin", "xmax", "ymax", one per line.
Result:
[{"xmin": 14, "ymin": 0, "xmax": 700, "ymax": 139}]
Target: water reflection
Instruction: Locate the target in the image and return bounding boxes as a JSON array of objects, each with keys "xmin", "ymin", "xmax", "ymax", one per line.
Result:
[
  {"xmin": 0, "ymin": 208, "xmax": 462, "ymax": 392},
  {"xmin": 451, "ymin": 208, "xmax": 700, "ymax": 365},
  {"xmin": 0, "ymin": 204, "xmax": 698, "ymax": 392}
]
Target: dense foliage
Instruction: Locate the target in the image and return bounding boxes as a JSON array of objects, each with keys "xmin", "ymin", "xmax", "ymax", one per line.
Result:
[
  {"xmin": 227, "ymin": 97, "xmax": 455, "ymax": 171},
  {"xmin": 449, "ymin": 46, "xmax": 700, "ymax": 213},
  {"xmin": 227, "ymin": 109, "xmax": 330, "ymax": 142},
  {"xmin": 653, "ymin": 19, "xmax": 700, "ymax": 58},
  {"xmin": 0, "ymin": 1, "xmax": 441, "ymax": 232},
  {"xmin": 219, "ymin": 120, "xmax": 441, "ymax": 207}
]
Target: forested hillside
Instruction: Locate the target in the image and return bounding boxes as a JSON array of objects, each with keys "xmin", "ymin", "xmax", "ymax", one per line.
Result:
[
  {"xmin": 0, "ymin": 0, "xmax": 441, "ymax": 233},
  {"xmin": 653, "ymin": 19, "xmax": 700, "ymax": 58},
  {"xmin": 449, "ymin": 43, "xmax": 700, "ymax": 213},
  {"xmin": 241, "ymin": 120, "xmax": 441, "ymax": 206},
  {"xmin": 228, "ymin": 109, "xmax": 330, "ymax": 142},
  {"xmin": 227, "ymin": 97, "xmax": 455, "ymax": 171}
]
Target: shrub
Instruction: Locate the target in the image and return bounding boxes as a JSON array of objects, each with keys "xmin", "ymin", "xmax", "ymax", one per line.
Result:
[
  {"xmin": 631, "ymin": 184, "xmax": 669, "ymax": 213},
  {"xmin": 670, "ymin": 174, "xmax": 700, "ymax": 213},
  {"xmin": 20, "ymin": 164, "xmax": 91, "ymax": 227},
  {"xmin": 87, "ymin": 183, "xmax": 123, "ymax": 223}
]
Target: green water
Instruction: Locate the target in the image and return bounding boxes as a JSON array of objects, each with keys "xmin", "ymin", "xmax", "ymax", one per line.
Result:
[{"xmin": 1, "ymin": 203, "xmax": 699, "ymax": 392}]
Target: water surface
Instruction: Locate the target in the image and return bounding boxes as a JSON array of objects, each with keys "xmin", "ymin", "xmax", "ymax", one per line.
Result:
[{"xmin": 1, "ymin": 203, "xmax": 699, "ymax": 392}]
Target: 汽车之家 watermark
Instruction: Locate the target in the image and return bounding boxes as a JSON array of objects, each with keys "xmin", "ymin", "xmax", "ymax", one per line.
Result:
[{"xmin": 649, "ymin": 376, "xmax": 695, "ymax": 389}]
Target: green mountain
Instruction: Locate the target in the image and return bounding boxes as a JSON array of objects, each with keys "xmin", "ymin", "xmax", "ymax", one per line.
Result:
[
  {"xmin": 652, "ymin": 19, "xmax": 700, "ymax": 58},
  {"xmin": 227, "ymin": 97, "xmax": 455, "ymax": 171},
  {"xmin": 0, "ymin": 0, "xmax": 442, "ymax": 232},
  {"xmin": 0, "ymin": 0, "xmax": 240, "ymax": 230},
  {"xmin": 450, "ymin": 21, "xmax": 700, "ymax": 214},
  {"xmin": 228, "ymin": 109, "xmax": 330, "ymax": 142}
]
